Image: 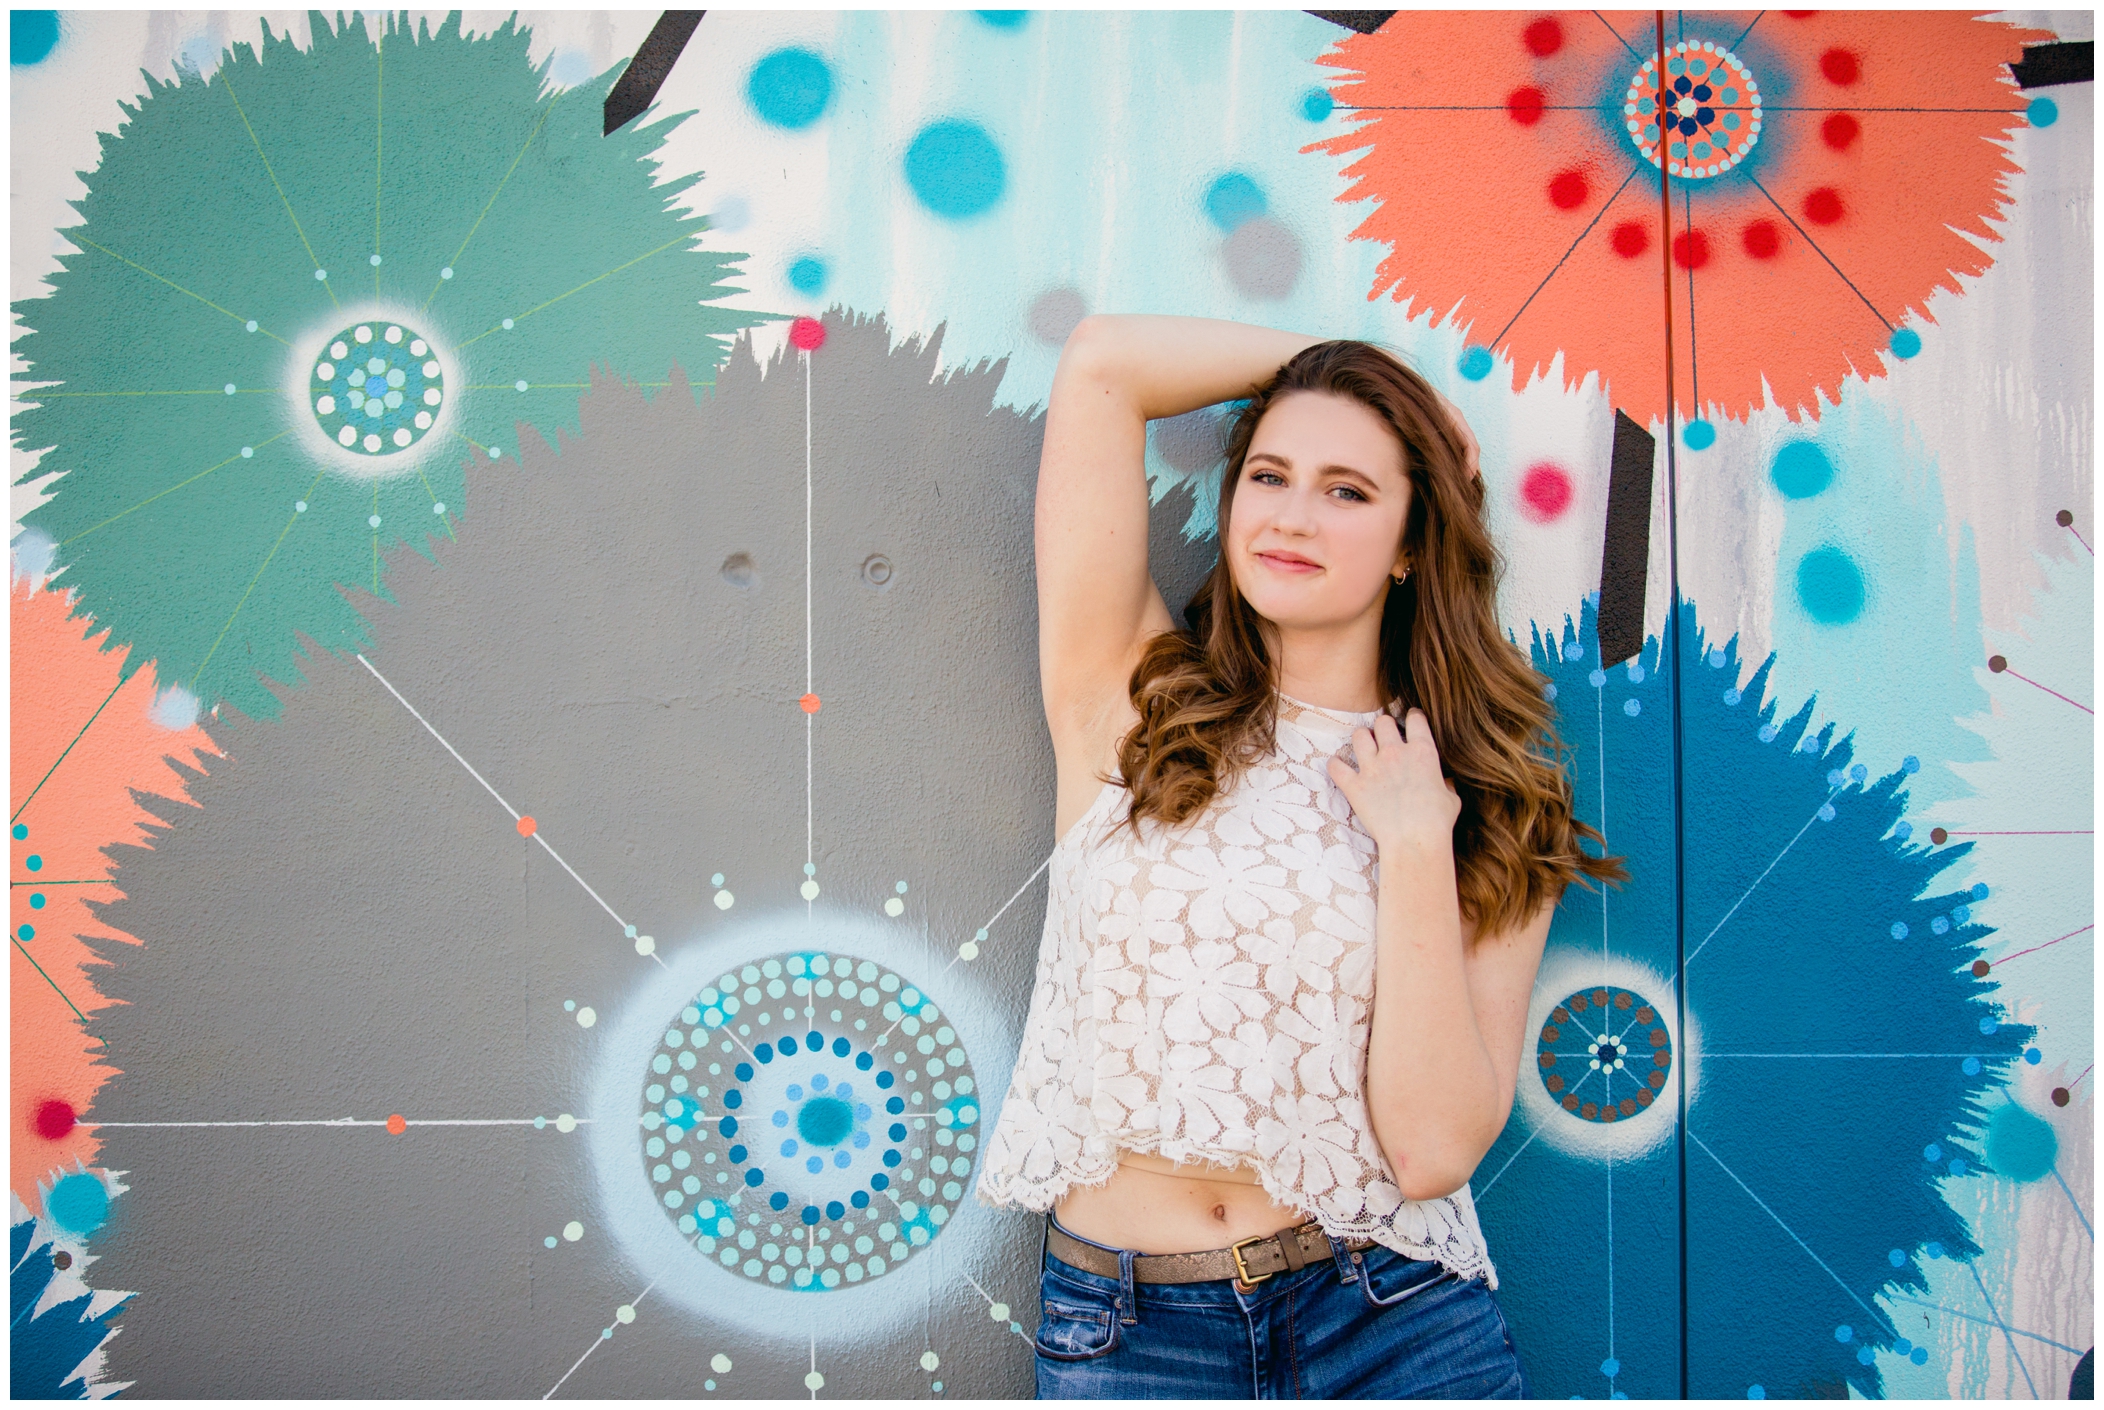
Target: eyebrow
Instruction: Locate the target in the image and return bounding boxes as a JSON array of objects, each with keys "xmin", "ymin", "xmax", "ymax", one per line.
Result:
[{"xmin": 1246, "ymin": 451, "xmax": 1384, "ymax": 489}]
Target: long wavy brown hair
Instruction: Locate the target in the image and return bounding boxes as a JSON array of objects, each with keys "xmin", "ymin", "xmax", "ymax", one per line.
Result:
[{"xmin": 1117, "ymin": 340, "xmax": 1624, "ymax": 936}]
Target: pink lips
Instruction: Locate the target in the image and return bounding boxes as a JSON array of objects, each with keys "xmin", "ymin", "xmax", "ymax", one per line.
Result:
[{"xmin": 1256, "ymin": 550, "xmax": 1321, "ymax": 574}]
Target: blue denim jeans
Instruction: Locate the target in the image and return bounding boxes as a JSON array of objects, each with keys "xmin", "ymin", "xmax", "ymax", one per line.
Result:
[{"xmin": 1033, "ymin": 1219, "xmax": 1529, "ymax": 1399}]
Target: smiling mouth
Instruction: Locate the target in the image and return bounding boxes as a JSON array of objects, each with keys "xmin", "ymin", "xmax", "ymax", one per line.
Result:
[{"xmin": 1256, "ymin": 551, "xmax": 1321, "ymax": 571}]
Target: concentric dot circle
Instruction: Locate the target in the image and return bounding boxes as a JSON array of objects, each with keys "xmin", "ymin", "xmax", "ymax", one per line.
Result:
[
  {"xmin": 1623, "ymin": 41, "xmax": 1761, "ymax": 179},
  {"xmin": 310, "ymin": 322, "xmax": 444, "ymax": 456},
  {"xmin": 1537, "ymin": 985, "xmax": 1672, "ymax": 1123},
  {"xmin": 639, "ymin": 949, "xmax": 978, "ymax": 1292}
]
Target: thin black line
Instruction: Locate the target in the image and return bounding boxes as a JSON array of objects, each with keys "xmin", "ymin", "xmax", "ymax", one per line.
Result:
[
  {"xmin": 1744, "ymin": 172, "xmax": 1893, "ymax": 331},
  {"xmin": 1729, "ymin": 9, "xmax": 1764, "ymax": 51},
  {"xmin": 1682, "ymin": 185, "xmax": 1699, "ymax": 414},
  {"xmin": 1490, "ymin": 164, "xmax": 1644, "ymax": 351},
  {"xmin": 13, "ymin": 678, "xmax": 125, "ymax": 824},
  {"xmin": 10, "ymin": 879, "xmax": 116, "ymax": 886},
  {"xmin": 1594, "ymin": 10, "xmax": 1642, "ymax": 62}
]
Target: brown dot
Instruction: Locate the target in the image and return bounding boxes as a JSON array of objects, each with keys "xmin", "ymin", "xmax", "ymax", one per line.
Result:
[
  {"xmin": 1562, "ymin": 1094, "xmax": 1580, "ymax": 1111},
  {"xmin": 1541, "ymin": 1025, "xmax": 1561, "ymax": 1043},
  {"xmin": 50, "ymin": 1251, "xmax": 72, "ymax": 1271},
  {"xmin": 1988, "ymin": 655, "xmax": 2008, "ymax": 673},
  {"xmin": 1539, "ymin": 1052, "xmax": 1558, "ymax": 1069},
  {"xmin": 1649, "ymin": 1070, "xmax": 1667, "ymax": 1089},
  {"xmin": 1614, "ymin": 991, "xmax": 1633, "ymax": 1010},
  {"xmin": 1637, "ymin": 1088, "xmax": 1655, "ymax": 1107},
  {"xmin": 1650, "ymin": 1028, "xmax": 1669, "ymax": 1048},
  {"xmin": 1547, "ymin": 1075, "xmax": 1564, "ymax": 1093},
  {"xmin": 1601, "ymin": 1105, "xmax": 1618, "ymax": 1123},
  {"xmin": 1593, "ymin": 988, "xmax": 1610, "ymax": 1007},
  {"xmin": 1931, "ymin": 828, "xmax": 1949, "ymax": 844},
  {"xmin": 1619, "ymin": 1099, "xmax": 1637, "ymax": 1117},
  {"xmin": 1552, "ymin": 1007, "xmax": 1570, "ymax": 1024},
  {"xmin": 1654, "ymin": 1051, "xmax": 1671, "ymax": 1069},
  {"xmin": 1635, "ymin": 1007, "xmax": 1655, "ymax": 1024},
  {"xmin": 1570, "ymin": 994, "xmax": 1589, "ymax": 1012},
  {"xmin": 2057, "ymin": 510, "xmax": 2074, "ymax": 527},
  {"xmin": 1972, "ymin": 959, "xmax": 1990, "ymax": 978},
  {"xmin": 2052, "ymin": 1088, "xmax": 2071, "ymax": 1107},
  {"xmin": 1581, "ymin": 1102, "xmax": 1599, "ymax": 1120}
]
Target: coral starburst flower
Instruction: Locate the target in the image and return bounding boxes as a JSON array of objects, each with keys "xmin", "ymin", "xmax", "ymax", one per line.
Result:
[{"xmin": 1312, "ymin": 11, "xmax": 2049, "ymax": 429}]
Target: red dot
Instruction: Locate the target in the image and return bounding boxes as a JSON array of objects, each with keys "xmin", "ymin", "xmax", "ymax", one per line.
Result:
[
  {"xmin": 33, "ymin": 1100, "xmax": 76, "ymax": 1140},
  {"xmin": 1672, "ymin": 229, "xmax": 1710, "ymax": 270},
  {"xmin": 386, "ymin": 1114, "xmax": 407, "ymax": 1135},
  {"xmin": 1523, "ymin": 17, "xmax": 1563, "ymax": 56},
  {"xmin": 1743, "ymin": 220, "xmax": 1781, "ymax": 259},
  {"xmin": 517, "ymin": 816, "xmax": 537, "ymax": 837},
  {"xmin": 1820, "ymin": 48, "xmax": 1859, "ymax": 85},
  {"xmin": 1803, "ymin": 187, "xmax": 1844, "ymax": 225},
  {"xmin": 1783, "ymin": 9, "xmax": 1817, "ymax": 16},
  {"xmin": 1519, "ymin": 463, "xmax": 1574, "ymax": 523},
  {"xmin": 1547, "ymin": 169, "xmax": 1588, "ymax": 210},
  {"xmin": 799, "ymin": 693, "xmax": 822, "ymax": 714},
  {"xmin": 1506, "ymin": 86, "xmax": 1545, "ymax": 125},
  {"xmin": 1822, "ymin": 113, "xmax": 1860, "ymax": 150},
  {"xmin": 1610, "ymin": 221, "xmax": 1649, "ymax": 258},
  {"xmin": 788, "ymin": 317, "xmax": 826, "ymax": 351}
]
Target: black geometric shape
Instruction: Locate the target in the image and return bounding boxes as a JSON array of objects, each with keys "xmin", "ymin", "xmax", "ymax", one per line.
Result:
[
  {"xmin": 1305, "ymin": 11, "xmax": 1396, "ymax": 35},
  {"xmin": 1596, "ymin": 409, "xmax": 1656, "ymax": 668},
  {"xmin": 2011, "ymin": 39, "xmax": 2092, "ymax": 88},
  {"xmin": 2073, "ymin": 1347, "xmax": 2093, "ymax": 1399},
  {"xmin": 604, "ymin": 11, "xmax": 705, "ymax": 136}
]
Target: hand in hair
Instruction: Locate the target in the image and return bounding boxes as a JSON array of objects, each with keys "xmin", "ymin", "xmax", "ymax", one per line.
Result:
[{"xmin": 1323, "ymin": 708, "xmax": 1462, "ymax": 854}]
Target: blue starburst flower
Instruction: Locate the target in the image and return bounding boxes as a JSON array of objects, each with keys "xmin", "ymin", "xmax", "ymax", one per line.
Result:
[{"xmin": 11, "ymin": 12, "xmax": 760, "ymax": 719}]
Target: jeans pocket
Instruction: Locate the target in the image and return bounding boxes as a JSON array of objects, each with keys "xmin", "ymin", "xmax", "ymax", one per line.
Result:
[
  {"xmin": 1356, "ymin": 1248, "xmax": 1454, "ymax": 1309},
  {"xmin": 1034, "ymin": 1295, "xmax": 1120, "ymax": 1362}
]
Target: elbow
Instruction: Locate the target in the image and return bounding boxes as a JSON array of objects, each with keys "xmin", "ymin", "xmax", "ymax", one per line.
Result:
[{"xmin": 1056, "ymin": 314, "xmax": 1115, "ymax": 379}]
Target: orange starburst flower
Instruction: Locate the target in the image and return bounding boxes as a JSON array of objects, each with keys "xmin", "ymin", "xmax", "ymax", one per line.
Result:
[{"xmin": 1311, "ymin": 11, "xmax": 2050, "ymax": 429}]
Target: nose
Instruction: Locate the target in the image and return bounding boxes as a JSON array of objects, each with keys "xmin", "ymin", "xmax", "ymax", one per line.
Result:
[{"xmin": 1271, "ymin": 482, "xmax": 1321, "ymax": 535}]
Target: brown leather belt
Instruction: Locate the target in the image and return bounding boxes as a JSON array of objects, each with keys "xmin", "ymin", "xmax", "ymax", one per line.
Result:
[{"xmin": 1047, "ymin": 1219, "xmax": 1375, "ymax": 1289}]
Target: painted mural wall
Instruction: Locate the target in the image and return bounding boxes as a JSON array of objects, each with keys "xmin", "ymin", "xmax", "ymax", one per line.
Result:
[{"xmin": 9, "ymin": 7, "xmax": 2092, "ymax": 1399}]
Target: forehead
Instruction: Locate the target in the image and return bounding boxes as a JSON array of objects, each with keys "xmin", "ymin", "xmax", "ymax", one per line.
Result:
[{"xmin": 1247, "ymin": 391, "xmax": 1407, "ymax": 484}]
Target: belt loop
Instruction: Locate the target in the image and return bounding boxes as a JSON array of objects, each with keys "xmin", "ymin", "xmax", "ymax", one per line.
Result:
[
  {"xmin": 1116, "ymin": 1247, "xmax": 1139, "ymax": 1326},
  {"xmin": 1327, "ymin": 1235, "xmax": 1359, "ymax": 1285}
]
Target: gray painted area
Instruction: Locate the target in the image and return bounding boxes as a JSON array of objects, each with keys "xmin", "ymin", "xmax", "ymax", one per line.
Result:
[{"xmin": 84, "ymin": 309, "xmax": 1216, "ymax": 1397}]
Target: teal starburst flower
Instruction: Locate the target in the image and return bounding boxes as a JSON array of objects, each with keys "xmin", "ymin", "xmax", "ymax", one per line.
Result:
[{"xmin": 12, "ymin": 11, "xmax": 759, "ymax": 720}]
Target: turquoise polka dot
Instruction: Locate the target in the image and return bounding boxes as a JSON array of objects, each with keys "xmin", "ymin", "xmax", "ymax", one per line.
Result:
[
  {"xmin": 47, "ymin": 1172, "xmax": 109, "ymax": 1235},
  {"xmin": 1203, "ymin": 172, "xmax": 1267, "ymax": 233},
  {"xmin": 904, "ymin": 120, "xmax": 1007, "ymax": 219},
  {"xmin": 1458, "ymin": 346, "xmax": 1493, "ymax": 381},
  {"xmin": 11, "ymin": 824, "xmax": 25, "ymax": 840},
  {"xmin": 1683, "ymin": 419, "xmax": 1716, "ymax": 451},
  {"xmin": 1889, "ymin": 328, "xmax": 1922, "ymax": 359},
  {"xmin": 1796, "ymin": 546, "xmax": 1866, "ymax": 624},
  {"xmin": 2028, "ymin": 96, "xmax": 2058, "ymax": 128},
  {"xmin": 16, "ymin": 924, "xmax": 31, "ymax": 941},
  {"xmin": 788, "ymin": 257, "xmax": 827, "ymax": 294},
  {"xmin": 1984, "ymin": 1102, "xmax": 2058, "ymax": 1182},
  {"xmin": 25, "ymin": 855, "xmax": 41, "ymax": 872},
  {"xmin": 11, "ymin": 10, "xmax": 59, "ymax": 65},
  {"xmin": 747, "ymin": 48, "xmax": 832, "ymax": 129},
  {"xmin": 1770, "ymin": 441, "xmax": 1834, "ymax": 499},
  {"xmin": 29, "ymin": 893, "xmax": 45, "ymax": 909},
  {"xmin": 1300, "ymin": 88, "xmax": 1334, "ymax": 122},
  {"xmin": 974, "ymin": 10, "xmax": 1027, "ymax": 27}
]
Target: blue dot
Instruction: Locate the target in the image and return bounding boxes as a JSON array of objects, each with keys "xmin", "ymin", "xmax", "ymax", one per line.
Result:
[
  {"xmin": 1458, "ymin": 345, "xmax": 1494, "ymax": 381},
  {"xmin": 1857, "ymin": 1348, "xmax": 1876, "ymax": 1366},
  {"xmin": 727, "ymin": 1143, "xmax": 746, "ymax": 1162},
  {"xmin": 1589, "ymin": 669, "xmax": 1607, "ymax": 687},
  {"xmin": 779, "ymin": 1140, "xmax": 797, "ymax": 1157},
  {"xmin": 769, "ymin": 1191, "xmax": 789, "ymax": 1210},
  {"xmin": 11, "ymin": 824, "xmax": 25, "ymax": 840},
  {"xmin": 798, "ymin": 1095, "xmax": 855, "ymax": 1147},
  {"xmin": 878, "ymin": 1073, "xmax": 897, "ymax": 1093},
  {"xmin": 825, "ymin": 1200, "xmax": 845, "ymax": 1220},
  {"xmin": 1970, "ymin": 882, "xmax": 1989, "ymax": 900},
  {"xmin": 805, "ymin": 1032, "xmax": 823, "ymax": 1052},
  {"xmin": 1932, "ymin": 916, "xmax": 1949, "ymax": 935},
  {"xmin": 1926, "ymin": 1241, "xmax": 1943, "ymax": 1257},
  {"xmin": 1601, "ymin": 1358, "xmax": 1621, "ymax": 1377},
  {"xmin": 855, "ymin": 1052, "xmax": 873, "ymax": 1070},
  {"xmin": 735, "ymin": 1062, "xmax": 754, "ymax": 1081},
  {"xmin": 1817, "ymin": 803, "xmax": 1836, "ymax": 821},
  {"xmin": 806, "ymin": 1156, "xmax": 824, "ymax": 1173},
  {"xmin": 883, "ymin": 1150, "xmax": 903, "ymax": 1167},
  {"xmin": 1962, "ymin": 1057, "xmax": 1981, "ymax": 1076},
  {"xmin": 1911, "ymin": 1348, "xmax": 1929, "ymax": 1366},
  {"xmin": 1707, "ymin": 648, "xmax": 1727, "ymax": 669},
  {"xmin": 1544, "ymin": 683, "xmax": 1558, "ymax": 702},
  {"xmin": 29, "ymin": 894, "xmax": 43, "ymax": 909},
  {"xmin": 851, "ymin": 1190, "xmax": 869, "ymax": 1208},
  {"xmin": 1759, "ymin": 725, "xmax": 1779, "ymax": 743},
  {"xmin": 1894, "ymin": 1338, "xmax": 1912, "ymax": 1355},
  {"xmin": 16, "ymin": 925, "xmax": 30, "ymax": 942},
  {"xmin": 1624, "ymin": 699, "xmax": 1642, "ymax": 717},
  {"xmin": 1835, "ymin": 1324, "xmax": 1853, "ymax": 1342},
  {"xmin": 1985, "ymin": 1101, "xmax": 2058, "ymax": 1181},
  {"xmin": 786, "ymin": 1085, "xmax": 804, "ymax": 1102},
  {"xmin": 975, "ymin": 10, "xmax": 1027, "ymax": 26},
  {"xmin": 801, "ymin": 1205, "xmax": 821, "ymax": 1225},
  {"xmin": 2028, "ymin": 96, "xmax": 2059, "ymax": 127},
  {"xmin": 2025, "ymin": 1048, "xmax": 2042, "ymax": 1064},
  {"xmin": 871, "ymin": 1173, "xmax": 889, "ymax": 1190},
  {"xmin": 1724, "ymin": 688, "xmax": 1742, "ymax": 706},
  {"xmin": 905, "ymin": 119, "xmax": 1007, "ymax": 219},
  {"xmin": 1979, "ymin": 1016, "xmax": 1998, "ymax": 1035},
  {"xmin": 11, "ymin": 11, "xmax": 59, "ymax": 65},
  {"xmin": 1893, "ymin": 821, "xmax": 1913, "ymax": 840},
  {"xmin": 756, "ymin": 1043, "xmax": 774, "ymax": 1063},
  {"xmin": 1300, "ymin": 87, "xmax": 1334, "ymax": 122},
  {"xmin": 1902, "ymin": 755, "xmax": 1920, "ymax": 774},
  {"xmin": 1562, "ymin": 640, "xmax": 1584, "ymax": 661},
  {"xmin": 1849, "ymin": 763, "xmax": 1867, "ymax": 783},
  {"xmin": 1770, "ymin": 441, "xmax": 1835, "ymax": 498},
  {"xmin": 1950, "ymin": 1157, "xmax": 1968, "ymax": 1175},
  {"xmin": 1923, "ymin": 1144, "xmax": 1941, "ymax": 1163},
  {"xmin": 718, "ymin": 1116, "xmax": 738, "ymax": 1137},
  {"xmin": 723, "ymin": 1090, "xmax": 742, "ymax": 1109},
  {"xmin": 1748, "ymin": 1388, "xmax": 1766, "ymax": 1400},
  {"xmin": 1888, "ymin": 1248, "xmax": 1906, "ymax": 1267},
  {"xmin": 832, "ymin": 1036, "xmax": 851, "ymax": 1057},
  {"xmin": 1627, "ymin": 662, "xmax": 1645, "ymax": 683},
  {"xmin": 26, "ymin": 855, "xmax": 42, "ymax": 872},
  {"xmin": 1683, "ymin": 419, "xmax": 1717, "ymax": 450},
  {"xmin": 1203, "ymin": 172, "xmax": 1268, "ymax": 232},
  {"xmin": 744, "ymin": 1168, "xmax": 765, "ymax": 1187},
  {"xmin": 1889, "ymin": 328, "xmax": 1922, "ymax": 359},
  {"xmin": 1796, "ymin": 546, "xmax": 1867, "ymax": 624},
  {"xmin": 1891, "ymin": 922, "xmax": 1910, "ymax": 939},
  {"xmin": 46, "ymin": 1172, "xmax": 108, "ymax": 1235},
  {"xmin": 747, "ymin": 48, "xmax": 832, "ymax": 129}
]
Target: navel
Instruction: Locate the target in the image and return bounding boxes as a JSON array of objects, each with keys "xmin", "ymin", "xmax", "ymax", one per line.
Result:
[{"xmin": 1211, "ymin": 1203, "xmax": 1228, "ymax": 1223}]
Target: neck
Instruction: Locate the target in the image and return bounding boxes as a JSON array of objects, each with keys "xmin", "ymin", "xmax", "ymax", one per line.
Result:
[{"xmin": 1263, "ymin": 612, "xmax": 1387, "ymax": 713}]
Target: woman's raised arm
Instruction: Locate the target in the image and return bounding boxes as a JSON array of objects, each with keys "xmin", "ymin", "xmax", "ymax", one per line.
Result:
[{"xmin": 1035, "ymin": 315, "xmax": 1318, "ymax": 797}]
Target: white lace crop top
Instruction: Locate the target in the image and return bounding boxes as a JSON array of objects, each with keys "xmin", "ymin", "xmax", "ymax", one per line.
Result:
[{"xmin": 975, "ymin": 694, "xmax": 1498, "ymax": 1287}]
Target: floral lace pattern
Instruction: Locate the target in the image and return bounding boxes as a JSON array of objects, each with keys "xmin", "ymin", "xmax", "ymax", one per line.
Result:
[{"xmin": 976, "ymin": 696, "xmax": 1498, "ymax": 1288}]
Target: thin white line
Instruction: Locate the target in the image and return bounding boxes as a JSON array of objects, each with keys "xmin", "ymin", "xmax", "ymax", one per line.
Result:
[
  {"xmin": 358, "ymin": 652, "xmax": 657, "ymax": 961},
  {"xmin": 543, "ymin": 1279, "xmax": 657, "ymax": 1399},
  {"xmin": 1596, "ymin": 667, "xmax": 1608, "ymax": 966},
  {"xmin": 1606, "ymin": 1149, "xmax": 1615, "ymax": 1371},
  {"xmin": 809, "ymin": 1330, "xmax": 819, "ymax": 1401},
  {"xmin": 958, "ymin": 1268, "xmax": 1000, "ymax": 1309},
  {"xmin": 1701, "ymin": 1052, "xmax": 1995, "ymax": 1058},
  {"xmin": 1888, "ymin": 1294, "xmax": 2086, "ymax": 1354},
  {"xmin": 1688, "ymin": 1128, "xmax": 1895, "ymax": 1337},
  {"xmin": 1471, "ymin": 1127, "xmax": 1539, "ymax": 1201},
  {"xmin": 804, "ymin": 348, "xmax": 814, "ymax": 893},
  {"xmin": 83, "ymin": 1117, "xmax": 590, "ymax": 1128},
  {"xmin": 934, "ymin": 852, "xmax": 1054, "ymax": 980},
  {"xmin": 1684, "ymin": 787, "xmax": 1842, "ymax": 968},
  {"xmin": 1964, "ymin": 1258, "xmax": 2039, "ymax": 1398},
  {"xmin": 2050, "ymin": 1166, "xmax": 2093, "ymax": 1240}
]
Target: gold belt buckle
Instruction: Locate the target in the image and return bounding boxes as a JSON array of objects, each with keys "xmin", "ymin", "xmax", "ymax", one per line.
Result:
[{"xmin": 1229, "ymin": 1234, "xmax": 1272, "ymax": 1290}]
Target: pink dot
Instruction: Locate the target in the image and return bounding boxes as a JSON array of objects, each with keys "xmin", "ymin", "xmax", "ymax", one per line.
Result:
[
  {"xmin": 517, "ymin": 816, "xmax": 537, "ymax": 837},
  {"xmin": 1519, "ymin": 463, "xmax": 1574, "ymax": 523},
  {"xmin": 789, "ymin": 317, "xmax": 826, "ymax": 351}
]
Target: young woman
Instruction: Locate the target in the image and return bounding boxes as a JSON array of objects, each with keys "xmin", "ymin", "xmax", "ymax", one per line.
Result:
[{"xmin": 975, "ymin": 315, "xmax": 1621, "ymax": 1398}]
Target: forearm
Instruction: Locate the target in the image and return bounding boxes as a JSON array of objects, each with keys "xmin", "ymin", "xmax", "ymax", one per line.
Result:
[
  {"xmin": 1059, "ymin": 314, "xmax": 1319, "ymax": 421},
  {"xmin": 1362, "ymin": 839, "xmax": 1505, "ymax": 1201}
]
